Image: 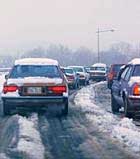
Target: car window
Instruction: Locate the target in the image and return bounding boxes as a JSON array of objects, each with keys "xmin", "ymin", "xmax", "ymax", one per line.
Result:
[
  {"xmin": 124, "ymin": 66, "xmax": 132, "ymax": 81},
  {"xmin": 71, "ymin": 67, "xmax": 83, "ymax": 72},
  {"xmin": 121, "ymin": 67, "xmax": 129, "ymax": 79},
  {"xmin": 132, "ymin": 65, "xmax": 140, "ymax": 76},
  {"xmin": 112, "ymin": 65, "xmax": 123, "ymax": 72},
  {"xmin": 10, "ymin": 65, "xmax": 61, "ymax": 78},
  {"xmin": 90, "ymin": 67, "xmax": 105, "ymax": 71},
  {"xmin": 64, "ymin": 68, "xmax": 74, "ymax": 74}
]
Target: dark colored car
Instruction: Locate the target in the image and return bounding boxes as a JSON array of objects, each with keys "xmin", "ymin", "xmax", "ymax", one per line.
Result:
[
  {"xmin": 107, "ymin": 64, "xmax": 124, "ymax": 89},
  {"xmin": 111, "ymin": 58, "xmax": 140, "ymax": 117}
]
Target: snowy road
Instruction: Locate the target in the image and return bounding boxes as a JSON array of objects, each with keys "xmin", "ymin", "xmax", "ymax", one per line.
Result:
[{"xmin": 0, "ymin": 81, "xmax": 139, "ymax": 159}]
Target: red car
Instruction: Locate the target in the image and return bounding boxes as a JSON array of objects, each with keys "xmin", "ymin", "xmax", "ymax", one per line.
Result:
[{"xmin": 107, "ymin": 64, "xmax": 124, "ymax": 89}]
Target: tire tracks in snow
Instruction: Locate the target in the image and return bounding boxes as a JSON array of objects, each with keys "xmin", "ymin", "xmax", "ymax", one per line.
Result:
[{"xmin": 0, "ymin": 114, "xmax": 45, "ymax": 159}]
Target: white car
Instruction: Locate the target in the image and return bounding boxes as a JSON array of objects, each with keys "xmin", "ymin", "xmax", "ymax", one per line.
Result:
[
  {"xmin": 90, "ymin": 63, "xmax": 107, "ymax": 81},
  {"xmin": 1, "ymin": 58, "xmax": 69, "ymax": 116},
  {"xmin": 69, "ymin": 66, "xmax": 90, "ymax": 85}
]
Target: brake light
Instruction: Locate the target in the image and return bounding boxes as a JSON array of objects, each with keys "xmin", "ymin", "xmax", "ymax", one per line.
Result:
[
  {"xmin": 133, "ymin": 84, "xmax": 140, "ymax": 96},
  {"xmin": 3, "ymin": 85, "xmax": 19, "ymax": 94},
  {"xmin": 48, "ymin": 86, "xmax": 67, "ymax": 94}
]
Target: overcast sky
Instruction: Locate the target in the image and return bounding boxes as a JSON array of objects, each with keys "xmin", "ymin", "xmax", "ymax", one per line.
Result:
[{"xmin": 0, "ymin": 0, "xmax": 140, "ymax": 54}]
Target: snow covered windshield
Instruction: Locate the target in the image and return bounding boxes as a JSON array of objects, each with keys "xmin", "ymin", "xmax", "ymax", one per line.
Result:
[
  {"xmin": 9, "ymin": 65, "xmax": 61, "ymax": 78},
  {"xmin": 90, "ymin": 67, "xmax": 105, "ymax": 71}
]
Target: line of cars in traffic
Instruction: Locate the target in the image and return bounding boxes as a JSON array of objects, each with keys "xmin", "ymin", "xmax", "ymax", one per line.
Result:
[
  {"xmin": 61, "ymin": 63, "xmax": 109, "ymax": 90},
  {"xmin": 0, "ymin": 59, "xmax": 109, "ymax": 116},
  {"xmin": 3, "ymin": 57, "xmax": 139, "ymax": 119}
]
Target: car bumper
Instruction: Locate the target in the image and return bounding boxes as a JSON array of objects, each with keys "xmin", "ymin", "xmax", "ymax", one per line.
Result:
[
  {"xmin": 2, "ymin": 96, "xmax": 68, "ymax": 107},
  {"xmin": 128, "ymin": 96, "xmax": 140, "ymax": 112},
  {"xmin": 90, "ymin": 75, "xmax": 106, "ymax": 81}
]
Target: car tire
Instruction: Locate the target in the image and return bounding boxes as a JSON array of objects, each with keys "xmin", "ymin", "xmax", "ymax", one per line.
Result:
[
  {"xmin": 124, "ymin": 97, "xmax": 133, "ymax": 118},
  {"xmin": 111, "ymin": 94, "xmax": 120, "ymax": 113},
  {"xmin": 3, "ymin": 101, "xmax": 11, "ymax": 116},
  {"xmin": 62, "ymin": 99, "xmax": 68, "ymax": 116}
]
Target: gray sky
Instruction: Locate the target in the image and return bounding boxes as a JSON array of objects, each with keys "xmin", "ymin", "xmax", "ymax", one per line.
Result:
[{"xmin": 0, "ymin": 0, "xmax": 140, "ymax": 53}]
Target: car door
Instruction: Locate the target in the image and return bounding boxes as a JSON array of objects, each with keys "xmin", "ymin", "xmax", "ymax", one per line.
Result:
[
  {"xmin": 120, "ymin": 65, "xmax": 133, "ymax": 99},
  {"xmin": 112, "ymin": 66, "xmax": 129, "ymax": 106},
  {"xmin": 119, "ymin": 66, "xmax": 132, "ymax": 105}
]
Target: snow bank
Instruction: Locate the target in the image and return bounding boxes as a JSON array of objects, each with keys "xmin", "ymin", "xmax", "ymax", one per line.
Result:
[
  {"xmin": 112, "ymin": 118, "xmax": 140, "ymax": 152},
  {"xmin": 17, "ymin": 114, "xmax": 45, "ymax": 159},
  {"xmin": 0, "ymin": 153, "xmax": 10, "ymax": 159},
  {"xmin": 74, "ymin": 82, "xmax": 140, "ymax": 153}
]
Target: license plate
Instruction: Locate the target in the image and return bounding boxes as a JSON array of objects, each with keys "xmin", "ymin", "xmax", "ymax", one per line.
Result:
[{"xmin": 27, "ymin": 87, "xmax": 42, "ymax": 94}]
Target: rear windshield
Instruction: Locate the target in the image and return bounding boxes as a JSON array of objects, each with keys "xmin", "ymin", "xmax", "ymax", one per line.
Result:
[
  {"xmin": 64, "ymin": 69, "xmax": 74, "ymax": 74},
  {"xmin": 133, "ymin": 65, "xmax": 140, "ymax": 76},
  {"xmin": 9, "ymin": 65, "xmax": 61, "ymax": 78},
  {"xmin": 112, "ymin": 65, "xmax": 123, "ymax": 72},
  {"xmin": 90, "ymin": 67, "xmax": 105, "ymax": 71}
]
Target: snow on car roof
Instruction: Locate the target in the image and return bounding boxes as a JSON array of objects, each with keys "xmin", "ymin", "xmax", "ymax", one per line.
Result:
[
  {"xmin": 69, "ymin": 66, "xmax": 84, "ymax": 68},
  {"xmin": 92, "ymin": 63, "xmax": 106, "ymax": 67},
  {"xmin": 15, "ymin": 58, "xmax": 58, "ymax": 66},
  {"xmin": 128, "ymin": 58, "xmax": 140, "ymax": 65}
]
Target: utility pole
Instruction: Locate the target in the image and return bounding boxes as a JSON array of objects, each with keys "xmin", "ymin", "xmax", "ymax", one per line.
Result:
[{"xmin": 96, "ymin": 28, "xmax": 115, "ymax": 63}]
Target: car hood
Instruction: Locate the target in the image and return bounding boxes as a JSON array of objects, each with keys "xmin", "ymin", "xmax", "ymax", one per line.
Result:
[{"xmin": 6, "ymin": 77, "xmax": 63, "ymax": 86}]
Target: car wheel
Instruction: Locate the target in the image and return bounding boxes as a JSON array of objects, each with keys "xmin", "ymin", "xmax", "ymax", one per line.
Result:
[
  {"xmin": 111, "ymin": 94, "xmax": 120, "ymax": 113},
  {"xmin": 124, "ymin": 97, "xmax": 133, "ymax": 118},
  {"xmin": 62, "ymin": 99, "xmax": 68, "ymax": 116},
  {"xmin": 3, "ymin": 101, "xmax": 11, "ymax": 116}
]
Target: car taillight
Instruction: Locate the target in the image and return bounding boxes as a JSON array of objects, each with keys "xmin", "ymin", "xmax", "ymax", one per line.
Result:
[
  {"xmin": 48, "ymin": 86, "xmax": 67, "ymax": 94},
  {"xmin": 133, "ymin": 84, "xmax": 140, "ymax": 96},
  {"xmin": 3, "ymin": 85, "xmax": 19, "ymax": 94}
]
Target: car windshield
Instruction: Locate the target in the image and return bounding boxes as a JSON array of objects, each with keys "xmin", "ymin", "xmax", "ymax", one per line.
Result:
[
  {"xmin": 90, "ymin": 67, "xmax": 105, "ymax": 71},
  {"xmin": 71, "ymin": 67, "xmax": 83, "ymax": 72},
  {"xmin": 64, "ymin": 68, "xmax": 74, "ymax": 74},
  {"xmin": 9, "ymin": 65, "xmax": 61, "ymax": 78},
  {"xmin": 132, "ymin": 65, "xmax": 140, "ymax": 76}
]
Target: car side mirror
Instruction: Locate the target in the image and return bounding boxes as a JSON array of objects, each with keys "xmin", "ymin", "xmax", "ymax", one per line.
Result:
[{"xmin": 76, "ymin": 73, "xmax": 80, "ymax": 76}]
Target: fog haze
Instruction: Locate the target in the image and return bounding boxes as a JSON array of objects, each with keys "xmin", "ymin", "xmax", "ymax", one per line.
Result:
[{"xmin": 0, "ymin": 0, "xmax": 139, "ymax": 53}]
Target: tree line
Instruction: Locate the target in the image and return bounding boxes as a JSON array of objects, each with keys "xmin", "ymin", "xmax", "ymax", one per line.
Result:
[{"xmin": 0, "ymin": 42, "xmax": 140, "ymax": 67}]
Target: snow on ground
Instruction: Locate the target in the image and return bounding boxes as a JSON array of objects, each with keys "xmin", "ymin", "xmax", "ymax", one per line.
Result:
[
  {"xmin": 17, "ymin": 113, "xmax": 45, "ymax": 159},
  {"xmin": 0, "ymin": 153, "xmax": 10, "ymax": 159},
  {"xmin": 74, "ymin": 82, "xmax": 140, "ymax": 153}
]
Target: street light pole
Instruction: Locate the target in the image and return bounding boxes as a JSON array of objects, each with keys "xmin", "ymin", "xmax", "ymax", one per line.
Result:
[
  {"xmin": 96, "ymin": 28, "xmax": 114, "ymax": 63},
  {"xmin": 97, "ymin": 28, "xmax": 100, "ymax": 62}
]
